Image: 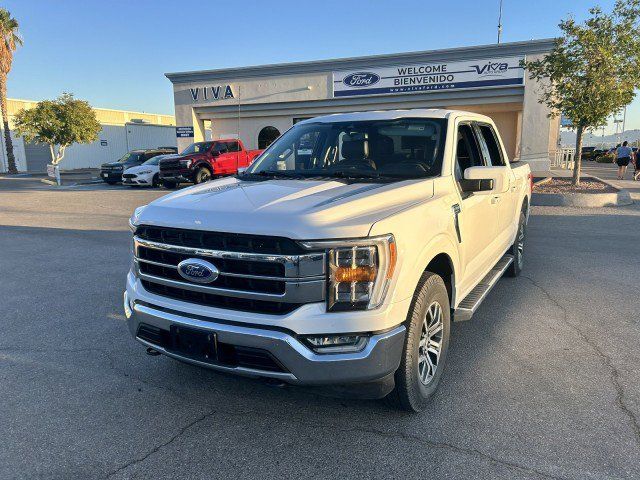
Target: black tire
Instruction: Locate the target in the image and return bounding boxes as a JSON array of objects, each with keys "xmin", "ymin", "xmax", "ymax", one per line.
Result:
[
  {"xmin": 162, "ymin": 180, "xmax": 178, "ymax": 189},
  {"xmin": 194, "ymin": 167, "xmax": 212, "ymax": 184},
  {"xmin": 506, "ymin": 211, "xmax": 527, "ymax": 277},
  {"xmin": 387, "ymin": 271, "xmax": 451, "ymax": 412},
  {"xmin": 152, "ymin": 173, "xmax": 160, "ymax": 188}
]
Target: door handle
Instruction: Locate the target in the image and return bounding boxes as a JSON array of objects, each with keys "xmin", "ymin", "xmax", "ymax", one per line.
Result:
[{"xmin": 491, "ymin": 196, "xmax": 501, "ymax": 204}]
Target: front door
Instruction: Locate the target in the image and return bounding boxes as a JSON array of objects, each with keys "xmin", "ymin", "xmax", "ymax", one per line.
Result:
[{"xmin": 453, "ymin": 122, "xmax": 500, "ymax": 295}]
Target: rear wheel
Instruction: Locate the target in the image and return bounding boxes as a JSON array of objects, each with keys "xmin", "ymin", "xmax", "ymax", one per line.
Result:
[
  {"xmin": 195, "ymin": 167, "xmax": 212, "ymax": 184},
  {"xmin": 162, "ymin": 180, "xmax": 178, "ymax": 189},
  {"xmin": 388, "ymin": 271, "xmax": 450, "ymax": 412},
  {"xmin": 506, "ymin": 211, "xmax": 526, "ymax": 277}
]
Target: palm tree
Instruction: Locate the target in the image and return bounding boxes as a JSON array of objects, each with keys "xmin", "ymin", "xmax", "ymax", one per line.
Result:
[{"xmin": 0, "ymin": 9, "xmax": 22, "ymax": 174}]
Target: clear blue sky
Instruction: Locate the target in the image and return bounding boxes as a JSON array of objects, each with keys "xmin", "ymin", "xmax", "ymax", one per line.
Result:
[{"xmin": 5, "ymin": 0, "xmax": 637, "ymax": 134}]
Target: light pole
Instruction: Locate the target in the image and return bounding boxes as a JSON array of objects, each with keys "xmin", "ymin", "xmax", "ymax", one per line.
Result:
[{"xmin": 497, "ymin": 0, "xmax": 504, "ymax": 44}]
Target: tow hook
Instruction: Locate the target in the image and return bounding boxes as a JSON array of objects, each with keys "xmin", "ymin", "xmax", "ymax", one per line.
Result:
[{"xmin": 146, "ymin": 347, "xmax": 161, "ymax": 356}]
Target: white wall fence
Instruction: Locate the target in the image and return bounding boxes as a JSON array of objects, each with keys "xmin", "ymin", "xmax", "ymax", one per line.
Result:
[
  {"xmin": 552, "ymin": 147, "xmax": 576, "ymax": 169},
  {"xmin": 0, "ymin": 123, "xmax": 177, "ymax": 173}
]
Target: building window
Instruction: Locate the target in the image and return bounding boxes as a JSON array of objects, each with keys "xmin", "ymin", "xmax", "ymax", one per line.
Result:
[{"xmin": 258, "ymin": 126, "xmax": 280, "ymax": 149}]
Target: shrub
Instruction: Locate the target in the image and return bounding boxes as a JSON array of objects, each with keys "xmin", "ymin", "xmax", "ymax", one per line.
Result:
[{"xmin": 596, "ymin": 153, "xmax": 615, "ymax": 163}]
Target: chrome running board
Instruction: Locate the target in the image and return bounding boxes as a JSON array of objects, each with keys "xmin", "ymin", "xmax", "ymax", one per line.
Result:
[{"xmin": 454, "ymin": 254, "xmax": 514, "ymax": 322}]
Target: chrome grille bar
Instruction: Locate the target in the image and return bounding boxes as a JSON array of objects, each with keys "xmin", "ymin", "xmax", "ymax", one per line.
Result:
[
  {"xmin": 133, "ymin": 236, "xmax": 326, "ymax": 305},
  {"xmin": 134, "ymin": 237, "xmax": 325, "ymax": 278}
]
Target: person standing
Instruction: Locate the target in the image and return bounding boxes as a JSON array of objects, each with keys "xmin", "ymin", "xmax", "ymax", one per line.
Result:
[{"xmin": 616, "ymin": 141, "xmax": 633, "ymax": 180}]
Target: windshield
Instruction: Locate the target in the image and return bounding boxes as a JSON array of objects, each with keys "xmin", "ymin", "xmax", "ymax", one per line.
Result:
[
  {"xmin": 117, "ymin": 152, "xmax": 144, "ymax": 163},
  {"xmin": 180, "ymin": 142, "xmax": 214, "ymax": 155},
  {"xmin": 143, "ymin": 156, "xmax": 163, "ymax": 166},
  {"xmin": 246, "ymin": 118, "xmax": 447, "ymax": 181}
]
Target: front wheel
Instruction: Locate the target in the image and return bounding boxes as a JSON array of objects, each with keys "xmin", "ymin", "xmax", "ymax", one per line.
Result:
[
  {"xmin": 388, "ymin": 271, "xmax": 451, "ymax": 412},
  {"xmin": 151, "ymin": 173, "xmax": 160, "ymax": 188},
  {"xmin": 506, "ymin": 211, "xmax": 526, "ymax": 277},
  {"xmin": 194, "ymin": 167, "xmax": 212, "ymax": 184}
]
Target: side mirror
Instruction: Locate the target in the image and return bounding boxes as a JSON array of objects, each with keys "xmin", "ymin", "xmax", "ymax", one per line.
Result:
[{"xmin": 463, "ymin": 166, "xmax": 509, "ymax": 194}]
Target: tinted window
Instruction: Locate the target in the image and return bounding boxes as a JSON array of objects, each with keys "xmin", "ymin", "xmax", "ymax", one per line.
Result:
[
  {"xmin": 454, "ymin": 124, "xmax": 484, "ymax": 180},
  {"xmin": 226, "ymin": 141, "xmax": 240, "ymax": 152},
  {"xmin": 477, "ymin": 124, "xmax": 505, "ymax": 166},
  {"xmin": 118, "ymin": 152, "xmax": 144, "ymax": 163},
  {"xmin": 213, "ymin": 143, "xmax": 228, "ymax": 154},
  {"xmin": 180, "ymin": 142, "xmax": 214, "ymax": 155}
]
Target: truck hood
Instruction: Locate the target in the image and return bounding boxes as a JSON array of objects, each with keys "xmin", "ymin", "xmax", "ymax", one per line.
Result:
[{"xmin": 137, "ymin": 176, "xmax": 435, "ymax": 239}]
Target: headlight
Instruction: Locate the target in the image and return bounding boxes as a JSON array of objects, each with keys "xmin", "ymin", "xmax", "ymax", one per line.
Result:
[
  {"xmin": 301, "ymin": 235, "xmax": 397, "ymax": 312},
  {"xmin": 179, "ymin": 159, "xmax": 193, "ymax": 168},
  {"xmin": 137, "ymin": 170, "xmax": 152, "ymax": 175},
  {"xmin": 128, "ymin": 205, "xmax": 147, "ymax": 231}
]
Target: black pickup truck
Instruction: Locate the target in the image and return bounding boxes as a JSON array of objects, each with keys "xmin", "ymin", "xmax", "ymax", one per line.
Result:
[{"xmin": 100, "ymin": 148, "xmax": 177, "ymax": 184}]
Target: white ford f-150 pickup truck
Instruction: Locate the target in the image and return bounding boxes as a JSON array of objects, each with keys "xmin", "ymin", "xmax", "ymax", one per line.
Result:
[{"xmin": 125, "ymin": 109, "xmax": 531, "ymax": 411}]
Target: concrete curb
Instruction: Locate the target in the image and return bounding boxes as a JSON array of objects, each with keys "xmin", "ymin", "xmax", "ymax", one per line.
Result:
[{"xmin": 532, "ymin": 175, "xmax": 633, "ymax": 207}]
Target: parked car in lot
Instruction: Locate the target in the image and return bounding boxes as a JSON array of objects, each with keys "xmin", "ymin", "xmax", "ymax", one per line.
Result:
[
  {"xmin": 581, "ymin": 146, "xmax": 596, "ymax": 160},
  {"xmin": 126, "ymin": 109, "xmax": 531, "ymax": 411},
  {"xmin": 122, "ymin": 154, "xmax": 176, "ymax": 187},
  {"xmin": 100, "ymin": 147, "xmax": 177, "ymax": 184},
  {"xmin": 158, "ymin": 139, "xmax": 263, "ymax": 188}
]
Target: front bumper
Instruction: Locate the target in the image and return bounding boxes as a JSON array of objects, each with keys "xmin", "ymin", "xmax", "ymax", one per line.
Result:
[
  {"xmin": 123, "ymin": 176, "xmax": 151, "ymax": 186},
  {"xmin": 100, "ymin": 171, "xmax": 123, "ymax": 182},
  {"xmin": 160, "ymin": 167, "xmax": 193, "ymax": 183},
  {"xmin": 124, "ymin": 291, "xmax": 406, "ymax": 385}
]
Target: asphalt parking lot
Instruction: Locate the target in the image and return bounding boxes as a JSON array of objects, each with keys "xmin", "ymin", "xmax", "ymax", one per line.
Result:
[{"xmin": 1, "ymin": 174, "xmax": 639, "ymax": 479}]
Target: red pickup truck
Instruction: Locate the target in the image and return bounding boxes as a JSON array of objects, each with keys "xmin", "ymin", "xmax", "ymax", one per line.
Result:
[{"xmin": 159, "ymin": 139, "xmax": 263, "ymax": 188}]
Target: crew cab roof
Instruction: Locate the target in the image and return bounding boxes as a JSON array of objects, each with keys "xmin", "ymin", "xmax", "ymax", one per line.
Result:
[{"xmin": 296, "ymin": 109, "xmax": 492, "ymax": 125}]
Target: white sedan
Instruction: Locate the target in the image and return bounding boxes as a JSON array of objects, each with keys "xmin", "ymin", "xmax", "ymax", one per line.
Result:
[{"xmin": 122, "ymin": 154, "xmax": 174, "ymax": 187}]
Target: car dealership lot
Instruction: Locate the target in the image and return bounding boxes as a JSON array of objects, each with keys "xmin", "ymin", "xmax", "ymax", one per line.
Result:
[{"xmin": 1, "ymin": 176, "xmax": 639, "ymax": 480}]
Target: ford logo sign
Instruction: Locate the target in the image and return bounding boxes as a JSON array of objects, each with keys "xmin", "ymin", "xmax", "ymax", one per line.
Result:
[
  {"xmin": 177, "ymin": 258, "xmax": 219, "ymax": 284},
  {"xmin": 342, "ymin": 72, "xmax": 380, "ymax": 88}
]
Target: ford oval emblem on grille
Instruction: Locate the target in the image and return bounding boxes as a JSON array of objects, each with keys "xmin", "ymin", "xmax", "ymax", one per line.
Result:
[
  {"xmin": 342, "ymin": 72, "xmax": 380, "ymax": 88},
  {"xmin": 177, "ymin": 258, "xmax": 219, "ymax": 284}
]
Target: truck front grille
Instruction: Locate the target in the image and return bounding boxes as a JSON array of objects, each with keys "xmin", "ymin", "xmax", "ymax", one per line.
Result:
[{"xmin": 133, "ymin": 226, "xmax": 325, "ymax": 315}]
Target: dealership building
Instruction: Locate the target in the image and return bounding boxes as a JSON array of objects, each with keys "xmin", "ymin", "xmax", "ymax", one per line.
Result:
[
  {"xmin": 167, "ymin": 39, "xmax": 558, "ymax": 172},
  {"xmin": 0, "ymin": 99, "xmax": 176, "ymax": 173}
]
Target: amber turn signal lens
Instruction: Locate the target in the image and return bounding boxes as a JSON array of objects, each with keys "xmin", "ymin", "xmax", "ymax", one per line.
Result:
[{"xmin": 334, "ymin": 265, "xmax": 377, "ymax": 283}]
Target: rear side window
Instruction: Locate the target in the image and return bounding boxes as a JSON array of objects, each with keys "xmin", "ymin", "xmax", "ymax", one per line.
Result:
[
  {"xmin": 477, "ymin": 124, "xmax": 505, "ymax": 166},
  {"xmin": 227, "ymin": 141, "xmax": 240, "ymax": 152}
]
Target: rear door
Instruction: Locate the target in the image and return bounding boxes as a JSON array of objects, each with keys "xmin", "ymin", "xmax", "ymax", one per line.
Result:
[
  {"xmin": 474, "ymin": 123, "xmax": 518, "ymax": 250},
  {"xmin": 453, "ymin": 121, "xmax": 500, "ymax": 294}
]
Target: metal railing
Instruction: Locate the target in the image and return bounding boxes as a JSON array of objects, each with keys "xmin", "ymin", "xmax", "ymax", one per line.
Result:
[{"xmin": 552, "ymin": 148, "xmax": 576, "ymax": 169}]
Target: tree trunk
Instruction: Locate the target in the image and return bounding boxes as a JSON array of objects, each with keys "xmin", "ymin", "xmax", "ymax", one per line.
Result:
[
  {"xmin": 0, "ymin": 75, "xmax": 18, "ymax": 174},
  {"xmin": 572, "ymin": 124, "xmax": 584, "ymax": 186}
]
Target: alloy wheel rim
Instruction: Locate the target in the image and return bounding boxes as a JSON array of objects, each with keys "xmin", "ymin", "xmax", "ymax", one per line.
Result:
[{"xmin": 418, "ymin": 301, "xmax": 444, "ymax": 385}]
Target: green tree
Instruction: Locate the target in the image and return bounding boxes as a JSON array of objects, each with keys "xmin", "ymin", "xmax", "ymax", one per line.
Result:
[
  {"xmin": 0, "ymin": 9, "xmax": 22, "ymax": 174},
  {"xmin": 13, "ymin": 93, "xmax": 101, "ymax": 166},
  {"xmin": 524, "ymin": 0, "xmax": 640, "ymax": 185}
]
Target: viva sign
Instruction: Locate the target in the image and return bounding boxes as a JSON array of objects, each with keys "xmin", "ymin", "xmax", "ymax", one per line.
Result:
[
  {"xmin": 189, "ymin": 85, "xmax": 235, "ymax": 102},
  {"xmin": 333, "ymin": 56, "xmax": 524, "ymax": 98}
]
